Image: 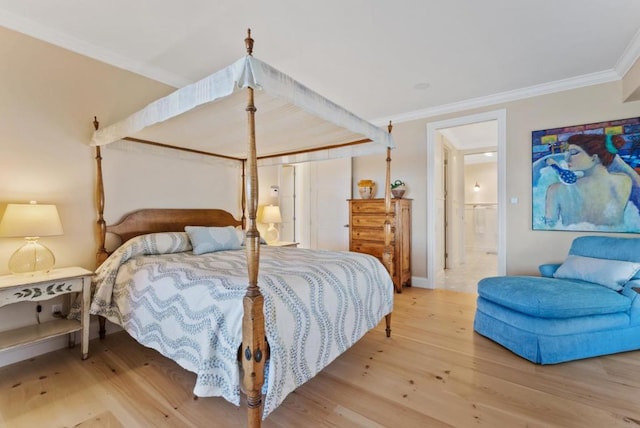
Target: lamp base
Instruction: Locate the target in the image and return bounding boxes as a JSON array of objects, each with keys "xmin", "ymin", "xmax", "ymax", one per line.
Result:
[
  {"xmin": 8, "ymin": 238, "xmax": 56, "ymax": 274},
  {"xmin": 264, "ymin": 224, "xmax": 279, "ymax": 244}
]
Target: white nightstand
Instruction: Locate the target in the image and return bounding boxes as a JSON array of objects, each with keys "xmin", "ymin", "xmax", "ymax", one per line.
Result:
[
  {"xmin": 267, "ymin": 241, "xmax": 299, "ymax": 248},
  {"xmin": 0, "ymin": 267, "xmax": 93, "ymax": 360}
]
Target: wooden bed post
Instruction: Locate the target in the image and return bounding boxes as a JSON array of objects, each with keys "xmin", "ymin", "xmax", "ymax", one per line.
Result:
[
  {"xmin": 94, "ymin": 116, "xmax": 107, "ymax": 264},
  {"xmin": 382, "ymin": 121, "xmax": 394, "ymax": 336},
  {"xmin": 241, "ymin": 29, "xmax": 267, "ymax": 428},
  {"xmin": 241, "ymin": 160, "xmax": 247, "ymax": 229},
  {"xmin": 94, "ymin": 116, "xmax": 108, "ymax": 339}
]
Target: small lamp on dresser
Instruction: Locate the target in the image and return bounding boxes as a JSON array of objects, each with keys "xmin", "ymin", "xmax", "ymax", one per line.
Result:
[
  {"xmin": 0, "ymin": 201, "xmax": 64, "ymax": 274},
  {"xmin": 262, "ymin": 205, "xmax": 282, "ymax": 244}
]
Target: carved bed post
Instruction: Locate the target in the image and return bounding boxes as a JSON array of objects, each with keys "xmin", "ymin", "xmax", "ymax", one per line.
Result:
[
  {"xmin": 382, "ymin": 121, "xmax": 394, "ymax": 337},
  {"xmin": 241, "ymin": 160, "xmax": 247, "ymax": 229},
  {"xmin": 241, "ymin": 29, "xmax": 267, "ymax": 428},
  {"xmin": 93, "ymin": 116, "xmax": 108, "ymax": 339},
  {"xmin": 94, "ymin": 117, "xmax": 107, "ymax": 263}
]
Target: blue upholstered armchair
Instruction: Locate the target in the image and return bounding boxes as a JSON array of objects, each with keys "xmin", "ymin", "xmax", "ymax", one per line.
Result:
[{"xmin": 474, "ymin": 236, "xmax": 640, "ymax": 364}]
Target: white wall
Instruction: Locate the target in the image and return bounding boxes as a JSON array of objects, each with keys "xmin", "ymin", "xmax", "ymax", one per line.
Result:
[{"xmin": 464, "ymin": 162, "xmax": 498, "ymax": 204}]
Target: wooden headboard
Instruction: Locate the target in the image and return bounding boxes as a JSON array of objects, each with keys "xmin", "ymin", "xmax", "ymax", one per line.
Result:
[{"xmin": 97, "ymin": 208, "xmax": 243, "ymax": 264}]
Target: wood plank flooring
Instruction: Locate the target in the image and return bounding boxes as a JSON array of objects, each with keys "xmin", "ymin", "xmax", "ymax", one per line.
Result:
[{"xmin": 1, "ymin": 287, "xmax": 640, "ymax": 427}]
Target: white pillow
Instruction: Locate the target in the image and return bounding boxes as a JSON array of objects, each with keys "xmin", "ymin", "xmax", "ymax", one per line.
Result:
[
  {"xmin": 185, "ymin": 226, "xmax": 242, "ymax": 255},
  {"xmin": 553, "ymin": 254, "xmax": 640, "ymax": 291}
]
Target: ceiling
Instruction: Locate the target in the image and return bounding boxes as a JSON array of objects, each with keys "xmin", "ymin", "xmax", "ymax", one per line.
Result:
[
  {"xmin": 440, "ymin": 120, "xmax": 498, "ymax": 162},
  {"xmin": 1, "ymin": 1, "xmax": 639, "ymax": 127}
]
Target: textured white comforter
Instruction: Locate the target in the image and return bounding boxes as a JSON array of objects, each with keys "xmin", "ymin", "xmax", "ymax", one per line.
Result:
[{"xmin": 91, "ymin": 232, "xmax": 394, "ymax": 417}]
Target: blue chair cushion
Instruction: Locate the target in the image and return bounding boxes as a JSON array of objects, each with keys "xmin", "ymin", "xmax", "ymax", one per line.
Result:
[{"xmin": 477, "ymin": 276, "xmax": 631, "ymax": 319}]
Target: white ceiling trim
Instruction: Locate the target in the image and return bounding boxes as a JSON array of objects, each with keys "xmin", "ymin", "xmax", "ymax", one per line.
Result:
[
  {"xmin": 0, "ymin": 8, "xmax": 187, "ymax": 88},
  {"xmin": 373, "ymin": 69, "xmax": 620, "ymax": 126},
  {"xmin": 615, "ymin": 27, "xmax": 640, "ymax": 77}
]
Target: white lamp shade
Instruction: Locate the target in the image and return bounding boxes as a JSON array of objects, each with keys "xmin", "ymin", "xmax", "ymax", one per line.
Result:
[
  {"xmin": 0, "ymin": 203, "xmax": 63, "ymax": 237},
  {"xmin": 262, "ymin": 205, "xmax": 282, "ymax": 224}
]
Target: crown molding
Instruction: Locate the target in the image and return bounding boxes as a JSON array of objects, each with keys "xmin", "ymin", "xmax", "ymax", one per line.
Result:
[
  {"xmin": 1, "ymin": 7, "xmax": 635, "ymax": 125},
  {"xmin": 615, "ymin": 27, "xmax": 640, "ymax": 77},
  {"xmin": 372, "ymin": 69, "xmax": 620, "ymax": 126},
  {"xmin": 0, "ymin": 9, "xmax": 186, "ymax": 88}
]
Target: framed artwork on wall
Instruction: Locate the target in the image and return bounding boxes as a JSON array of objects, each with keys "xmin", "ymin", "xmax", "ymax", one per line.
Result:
[{"xmin": 532, "ymin": 116, "xmax": 640, "ymax": 233}]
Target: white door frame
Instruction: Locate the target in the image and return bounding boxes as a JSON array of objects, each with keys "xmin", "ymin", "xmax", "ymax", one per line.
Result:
[{"xmin": 426, "ymin": 109, "xmax": 507, "ymax": 289}]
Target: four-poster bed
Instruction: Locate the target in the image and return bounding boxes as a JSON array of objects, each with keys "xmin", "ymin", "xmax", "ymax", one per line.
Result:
[{"xmin": 89, "ymin": 30, "xmax": 397, "ymax": 427}]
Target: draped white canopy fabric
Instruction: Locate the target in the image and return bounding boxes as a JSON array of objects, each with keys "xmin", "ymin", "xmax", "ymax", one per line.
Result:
[{"xmin": 90, "ymin": 55, "xmax": 394, "ymax": 166}]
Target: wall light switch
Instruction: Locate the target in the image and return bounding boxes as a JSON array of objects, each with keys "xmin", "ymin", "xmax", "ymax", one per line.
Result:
[
  {"xmin": 510, "ymin": 197, "xmax": 518, "ymax": 204},
  {"xmin": 270, "ymin": 186, "xmax": 279, "ymax": 197}
]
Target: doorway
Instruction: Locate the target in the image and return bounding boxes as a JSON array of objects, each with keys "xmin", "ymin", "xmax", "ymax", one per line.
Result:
[
  {"xmin": 443, "ymin": 149, "xmax": 498, "ymax": 292},
  {"xmin": 290, "ymin": 157, "xmax": 351, "ymax": 250},
  {"xmin": 426, "ymin": 109, "xmax": 506, "ymax": 290}
]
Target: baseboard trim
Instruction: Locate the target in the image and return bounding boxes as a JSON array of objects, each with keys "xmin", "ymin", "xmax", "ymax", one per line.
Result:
[{"xmin": 410, "ymin": 276, "xmax": 432, "ymax": 289}]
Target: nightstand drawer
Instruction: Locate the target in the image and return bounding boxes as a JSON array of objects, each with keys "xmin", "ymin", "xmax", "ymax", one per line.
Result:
[{"xmin": 0, "ymin": 276, "xmax": 84, "ymax": 307}]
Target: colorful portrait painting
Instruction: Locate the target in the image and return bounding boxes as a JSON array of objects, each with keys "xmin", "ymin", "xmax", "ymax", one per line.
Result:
[{"xmin": 532, "ymin": 117, "xmax": 640, "ymax": 233}]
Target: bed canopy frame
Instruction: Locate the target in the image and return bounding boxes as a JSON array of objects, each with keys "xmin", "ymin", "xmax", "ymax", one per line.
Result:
[{"xmin": 91, "ymin": 29, "xmax": 396, "ymax": 428}]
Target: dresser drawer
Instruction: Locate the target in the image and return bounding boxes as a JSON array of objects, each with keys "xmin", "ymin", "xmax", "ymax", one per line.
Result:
[
  {"xmin": 350, "ymin": 241, "xmax": 384, "ymax": 257},
  {"xmin": 351, "ymin": 214, "xmax": 391, "ymax": 228},
  {"xmin": 351, "ymin": 202, "xmax": 396, "ymax": 214},
  {"xmin": 352, "ymin": 228, "xmax": 395, "ymax": 242}
]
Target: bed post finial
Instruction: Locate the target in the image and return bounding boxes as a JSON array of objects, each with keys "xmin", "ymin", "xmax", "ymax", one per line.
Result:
[
  {"xmin": 388, "ymin": 120, "xmax": 393, "ymax": 134},
  {"xmin": 245, "ymin": 28, "xmax": 254, "ymax": 56}
]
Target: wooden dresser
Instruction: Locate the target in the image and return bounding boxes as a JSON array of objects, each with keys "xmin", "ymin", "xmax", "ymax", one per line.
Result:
[{"xmin": 349, "ymin": 198, "xmax": 411, "ymax": 292}]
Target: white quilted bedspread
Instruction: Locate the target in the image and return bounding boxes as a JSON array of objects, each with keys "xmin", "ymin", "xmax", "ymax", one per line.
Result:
[{"xmin": 91, "ymin": 232, "xmax": 394, "ymax": 417}]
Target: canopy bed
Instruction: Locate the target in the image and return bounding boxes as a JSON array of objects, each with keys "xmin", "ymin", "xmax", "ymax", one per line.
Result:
[{"xmin": 89, "ymin": 30, "xmax": 396, "ymax": 428}]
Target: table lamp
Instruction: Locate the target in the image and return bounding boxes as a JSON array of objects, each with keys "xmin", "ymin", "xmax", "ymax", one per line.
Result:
[
  {"xmin": 0, "ymin": 201, "xmax": 64, "ymax": 273},
  {"xmin": 262, "ymin": 205, "xmax": 282, "ymax": 244}
]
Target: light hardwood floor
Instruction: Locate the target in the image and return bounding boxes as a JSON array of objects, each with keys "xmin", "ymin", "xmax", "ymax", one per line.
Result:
[
  {"xmin": 442, "ymin": 249, "xmax": 497, "ymax": 294},
  {"xmin": 1, "ymin": 287, "xmax": 640, "ymax": 427}
]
